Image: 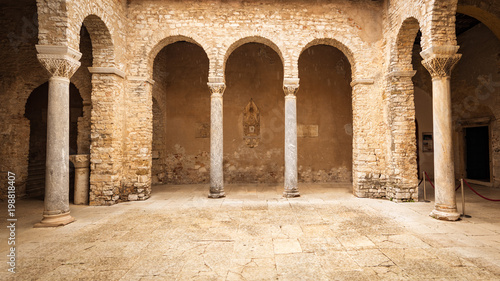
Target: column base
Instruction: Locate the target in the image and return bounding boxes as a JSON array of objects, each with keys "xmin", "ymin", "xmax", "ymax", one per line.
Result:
[
  {"xmin": 283, "ymin": 189, "xmax": 300, "ymax": 198},
  {"xmin": 208, "ymin": 189, "xmax": 225, "ymax": 199},
  {"xmin": 34, "ymin": 212, "xmax": 75, "ymax": 228},
  {"xmin": 430, "ymin": 208, "xmax": 460, "ymax": 221}
]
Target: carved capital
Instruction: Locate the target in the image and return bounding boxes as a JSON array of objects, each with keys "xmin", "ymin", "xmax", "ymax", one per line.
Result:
[
  {"xmin": 36, "ymin": 45, "xmax": 82, "ymax": 79},
  {"xmin": 208, "ymin": 82, "xmax": 226, "ymax": 97},
  {"xmin": 421, "ymin": 54, "xmax": 461, "ymax": 79},
  {"xmin": 283, "ymin": 84, "xmax": 299, "ymax": 97},
  {"xmin": 283, "ymin": 78, "xmax": 299, "ymax": 97},
  {"xmin": 420, "ymin": 45, "xmax": 461, "ymax": 79},
  {"xmin": 69, "ymin": 154, "xmax": 90, "ymax": 169}
]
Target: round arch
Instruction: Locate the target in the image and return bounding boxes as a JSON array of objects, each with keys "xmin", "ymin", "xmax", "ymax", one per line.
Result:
[
  {"xmin": 393, "ymin": 17, "xmax": 421, "ymax": 72},
  {"xmin": 457, "ymin": 5, "xmax": 500, "ymax": 40},
  {"xmin": 79, "ymin": 14, "xmax": 115, "ymax": 67},
  {"xmin": 222, "ymin": 36, "xmax": 285, "ymax": 79},
  {"xmin": 147, "ymin": 35, "xmax": 210, "ymax": 79},
  {"xmin": 299, "ymin": 38, "xmax": 357, "ymax": 78}
]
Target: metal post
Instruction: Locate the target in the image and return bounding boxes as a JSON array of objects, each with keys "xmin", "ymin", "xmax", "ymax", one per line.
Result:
[
  {"xmin": 423, "ymin": 171, "xmax": 427, "ymax": 202},
  {"xmin": 461, "ymin": 178, "xmax": 465, "ymax": 217}
]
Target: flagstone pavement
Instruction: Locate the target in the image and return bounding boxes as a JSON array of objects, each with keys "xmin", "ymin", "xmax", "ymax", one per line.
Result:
[{"xmin": 1, "ymin": 182, "xmax": 500, "ymax": 280}]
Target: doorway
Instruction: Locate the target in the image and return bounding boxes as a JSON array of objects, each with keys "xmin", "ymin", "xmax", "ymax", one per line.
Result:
[{"xmin": 465, "ymin": 126, "xmax": 490, "ymax": 182}]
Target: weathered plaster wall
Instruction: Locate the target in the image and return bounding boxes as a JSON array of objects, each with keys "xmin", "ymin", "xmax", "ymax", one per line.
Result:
[
  {"xmin": 224, "ymin": 43, "xmax": 285, "ymax": 183},
  {"xmin": 297, "ymin": 45, "xmax": 353, "ymax": 183},
  {"xmin": 451, "ymin": 23, "xmax": 500, "ymax": 185},
  {"xmin": 152, "ymin": 42, "xmax": 210, "ymax": 185}
]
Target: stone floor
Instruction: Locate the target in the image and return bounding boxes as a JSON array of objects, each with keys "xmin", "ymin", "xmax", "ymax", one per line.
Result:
[{"xmin": 1, "ymin": 182, "xmax": 500, "ymax": 280}]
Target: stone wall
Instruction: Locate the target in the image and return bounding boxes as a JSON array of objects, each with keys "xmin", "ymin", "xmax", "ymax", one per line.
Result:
[
  {"xmin": 152, "ymin": 42, "xmax": 210, "ymax": 185},
  {"xmin": 127, "ymin": 0, "xmax": 387, "ymax": 199},
  {"xmin": 0, "ymin": 0, "xmax": 48, "ymax": 199},
  {"xmin": 6, "ymin": 0, "xmax": 497, "ymax": 204},
  {"xmin": 297, "ymin": 45, "xmax": 353, "ymax": 183},
  {"xmin": 150, "ymin": 41, "xmax": 354, "ymax": 185},
  {"xmin": 451, "ymin": 23, "xmax": 500, "ymax": 185}
]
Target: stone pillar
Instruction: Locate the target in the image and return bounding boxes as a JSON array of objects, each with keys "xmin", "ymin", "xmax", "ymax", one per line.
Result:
[
  {"xmin": 35, "ymin": 45, "xmax": 81, "ymax": 227},
  {"xmin": 350, "ymin": 78, "xmax": 382, "ymax": 198},
  {"xmin": 387, "ymin": 70, "xmax": 418, "ymax": 201},
  {"xmin": 421, "ymin": 46, "xmax": 461, "ymax": 221},
  {"xmin": 69, "ymin": 154, "xmax": 90, "ymax": 205},
  {"xmin": 90, "ymin": 67, "xmax": 127, "ymax": 205},
  {"xmin": 208, "ymin": 78, "xmax": 226, "ymax": 198},
  {"xmin": 283, "ymin": 78, "xmax": 300, "ymax": 198}
]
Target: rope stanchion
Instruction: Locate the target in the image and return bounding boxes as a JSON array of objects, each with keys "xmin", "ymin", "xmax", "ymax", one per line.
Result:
[
  {"xmin": 424, "ymin": 171, "xmax": 435, "ymax": 189},
  {"xmin": 463, "ymin": 179, "xmax": 500, "ymax": 202}
]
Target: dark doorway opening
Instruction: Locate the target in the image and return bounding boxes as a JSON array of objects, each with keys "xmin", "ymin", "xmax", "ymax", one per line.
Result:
[{"xmin": 465, "ymin": 126, "xmax": 490, "ymax": 181}]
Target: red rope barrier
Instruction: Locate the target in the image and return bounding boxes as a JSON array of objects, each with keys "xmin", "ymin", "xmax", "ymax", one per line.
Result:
[
  {"xmin": 424, "ymin": 171, "xmax": 461, "ymax": 191},
  {"xmin": 424, "ymin": 171, "xmax": 435, "ymax": 189},
  {"xmin": 463, "ymin": 179, "xmax": 500, "ymax": 202}
]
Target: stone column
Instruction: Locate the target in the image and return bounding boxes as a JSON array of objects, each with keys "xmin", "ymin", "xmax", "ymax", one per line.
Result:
[
  {"xmin": 283, "ymin": 78, "xmax": 300, "ymax": 198},
  {"xmin": 421, "ymin": 46, "xmax": 461, "ymax": 221},
  {"xmin": 35, "ymin": 45, "xmax": 81, "ymax": 227},
  {"xmin": 69, "ymin": 154, "xmax": 90, "ymax": 205},
  {"xmin": 208, "ymin": 78, "xmax": 226, "ymax": 198}
]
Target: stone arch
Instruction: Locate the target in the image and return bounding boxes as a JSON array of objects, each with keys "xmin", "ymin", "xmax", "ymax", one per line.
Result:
[
  {"xmin": 457, "ymin": 5, "xmax": 500, "ymax": 40},
  {"xmin": 147, "ymin": 35, "xmax": 210, "ymax": 79},
  {"xmin": 79, "ymin": 15, "xmax": 115, "ymax": 67},
  {"xmin": 393, "ymin": 17, "xmax": 421, "ymax": 72},
  {"xmin": 298, "ymin": 38, "xmax": 357, "ymax": 79},
  {"xmin": 222, "ymin": 36, "xmax": 285, "ymax": 79}
]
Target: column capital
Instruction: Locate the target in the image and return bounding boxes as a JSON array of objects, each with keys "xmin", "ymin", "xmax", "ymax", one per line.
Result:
[
  {"xmin": 208, "ymin": 82, "xmax": 226, "ymax": 97},
  {"xmin": 283, "ymin": 78, "xmax": 300, "ymax": 97},
  {"xmin": 420, "ymin": 45, "xmax": 461, "ymax": 79},
  {"xmin": 69, "ymin": 154, "xmax": 90, "ymax": 169},
  {"xmin": 36, "ymin": 45, "xmax": 81, "ymax": 79}
]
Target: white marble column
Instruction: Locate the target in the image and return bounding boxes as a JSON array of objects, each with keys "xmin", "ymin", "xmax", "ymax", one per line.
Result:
[
  {"xmin": 35, "ymin": 45, "xmax": 81, "ymax": 227},
  {"xmin": 283, "ymin": 78, "xmax": 300, "ymax": 198},
  {"xmin": 421, "ymin": 46, "xmax": 461, "ymax": 221},
  {"xmin": 208, "ymin": 80, "xmax": 226, "ymax": 198}
]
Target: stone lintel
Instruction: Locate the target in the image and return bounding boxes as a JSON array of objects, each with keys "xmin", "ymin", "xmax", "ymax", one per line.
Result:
[
  {"xmin": 457, "ymin": 117, "xmax": 493, "ymax": 127},
  {"xmin": 350, "ymin": 78, "xmax": 374, "ymax": 87},
  {"xmin": 128, "ymin": 76, "xmax": 155, "ymax": 85},
  {"xmin": 88, "ymin": 67, "xmax": 126, "ymax": 78}
]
